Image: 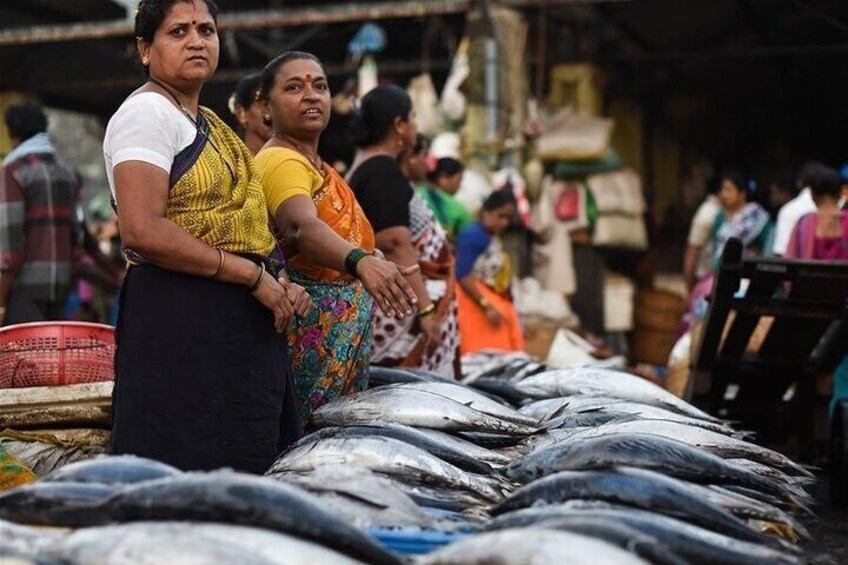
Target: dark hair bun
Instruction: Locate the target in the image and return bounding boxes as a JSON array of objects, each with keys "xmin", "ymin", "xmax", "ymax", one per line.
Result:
[{"xmin": 349, "ymin": 85, "xmax": 412, "ymax": 148}]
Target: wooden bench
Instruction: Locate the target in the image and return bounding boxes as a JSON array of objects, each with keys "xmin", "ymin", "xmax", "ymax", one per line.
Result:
[{"xmin": 691, "ymin": 237, "xmax": 848, "ymax": 457}]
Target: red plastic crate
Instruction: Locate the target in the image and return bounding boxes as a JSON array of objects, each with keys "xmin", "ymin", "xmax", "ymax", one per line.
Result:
[{"xmin": 0, "ymin": 322, "xmax": 115, "ymax": 388}]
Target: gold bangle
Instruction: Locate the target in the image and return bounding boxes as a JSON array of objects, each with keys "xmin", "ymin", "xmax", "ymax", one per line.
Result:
[
  {"xmin": 419, "ymin": 303, "xmax": 437, "ymax": 318},
  {"xmin": 210, "ymin": 249, "xmax": 225, "ymax": 279},
  {"xmin": 248, "ymin": 262, "xmax": 265, "ymax": 291}
]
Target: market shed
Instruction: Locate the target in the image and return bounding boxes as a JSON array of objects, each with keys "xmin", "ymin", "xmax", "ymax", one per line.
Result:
[{"xmin": 1, "ymin": 0, "xmax": 846, "ymax": 207}]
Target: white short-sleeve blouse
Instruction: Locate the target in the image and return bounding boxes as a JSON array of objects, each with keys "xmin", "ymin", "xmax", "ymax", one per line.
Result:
[{"xmin": 103, "ymin": 92, "xmax": 199, "ymax": 198}]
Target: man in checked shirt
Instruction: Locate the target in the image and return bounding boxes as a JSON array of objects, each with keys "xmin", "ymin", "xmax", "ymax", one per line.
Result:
[{"xmin": 0, "ymin": 102, "xmax": 82, "ymax": 326}]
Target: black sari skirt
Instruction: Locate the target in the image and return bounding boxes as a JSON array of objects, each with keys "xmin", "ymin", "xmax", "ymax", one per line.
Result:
[{"xmin": 110, "ymin": 263, "xmax": 301, "ymax": 474}]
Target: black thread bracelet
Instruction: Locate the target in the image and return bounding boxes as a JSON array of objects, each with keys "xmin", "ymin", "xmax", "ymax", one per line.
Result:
[{"xmin": 344, "ymin": 248, "xmax": 371, "ymax": 277}]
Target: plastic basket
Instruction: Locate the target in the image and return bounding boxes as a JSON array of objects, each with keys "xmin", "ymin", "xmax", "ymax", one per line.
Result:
[
  {"xmin": 368, "ymin": 528, "xmax": 468, "ymax": 555},
  {"xmin": 0, "ymin": 322, "xmax": 115, "ymax": 389}
]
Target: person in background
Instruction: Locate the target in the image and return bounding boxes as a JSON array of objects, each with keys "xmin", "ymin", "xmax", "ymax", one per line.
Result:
[
  {"xmin": 768, "ymin": 173, "xmax": 797, "ymax": 217},
  {"xmin": 419, "ymin": 157, "xmax": 473, "ymax": 243},
  {"xmin": 786, "ymin": 166, "xmax": 848, "ymax": 261},
  {"xmin": 0, "ymin": 102, "xmax": 81, "ymax": 326},
  {"xmin": 455, "ymin": 189, "xmax": 524, "ymax": 354},
  {"xmin": 784, "ymin": 166, "xmax": 848, "ymax": 420},
  {"xmin": 772, "ymin": 161, "xmax": 820, "ymax": 256},
  {"xmin": 346, "ymin": 85, "xmax": 449, "ymax": 373},
  {"xmin": 104, "ymin": 0, "xmax": 310, "ymax": 472},
  {"xmin": 681, "ymin": 172, "xmax": 774, "ymax": 337},
  {"xmin": 229, "ymin": 72, "xmax": 271, "ymax": 155},
  {"xmin": 683, "ymin": 180, "xmax": 720, "ymax": 291},
  {"xmin": 389, "ymin": 133, "xmax": 461, "ymax": 377},
  {"xmin": 255, "ymin": 52, "xmax": 420, "ymax": 421},
  {"xmin": 710, "ymin": 171, "xmax": 774, "ymax": 268}
]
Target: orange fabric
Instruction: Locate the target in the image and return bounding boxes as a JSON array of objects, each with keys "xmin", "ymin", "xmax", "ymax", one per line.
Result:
[
  {"xmin": 281, "ymin": 165, "xmax": 375, "ymax": 283},
  {"xmin": 457, "ymin": 280, "xmax": 524, "ymax": 355}
]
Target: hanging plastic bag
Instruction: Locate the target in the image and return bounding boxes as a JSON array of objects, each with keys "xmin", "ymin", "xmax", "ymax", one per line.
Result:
[
  {"xmin": 408, "ymin": 73, "xmax": 444, "ymax": 138},
  {"xmin": 358, "ymin": 55, "xmax": 378, "ymax": 99},
  {"xmin": 440, "ymin": 38, "xmax": 470, "ymax": 123}
]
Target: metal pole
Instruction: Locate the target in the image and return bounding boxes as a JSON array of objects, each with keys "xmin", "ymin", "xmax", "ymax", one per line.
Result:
[{"xmin": 534, "ymin": 0, "xmax": 548, "ymax": 102}]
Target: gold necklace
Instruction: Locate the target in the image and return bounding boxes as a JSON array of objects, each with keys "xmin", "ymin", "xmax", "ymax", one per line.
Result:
[{"xmin": 274, "ymin": 133, "xmax": 325, "ymax": 176}]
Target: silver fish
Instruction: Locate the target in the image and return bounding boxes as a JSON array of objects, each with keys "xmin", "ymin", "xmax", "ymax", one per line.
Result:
[
  {"xmin": 545, "ymin": 398, "xmax": 743, "ymax": 436},
  {"xmin": 97, "ymin": 471, "xmax": 401, "ymax": 565},
  {"xmin": 0, "ymin": 482, "xmax": 116, "ymax": 527},
  {"xmin": 515, "ymin": 368, "xmax": 720, "ymax": 422},
  {"xmin": 686, "ymin": 483, "xmax": 810, "ymax": 541},
  {"xmin": 379, "ymin": 382, "xmax": 540, "ymax": 426},
  {"xmin": 527, "ymin": 421, "xmax": 813, "ymax": 478},
  {"xmin": 42, "ymin": 455, "xmax": 181, "ymax": 485},
  {"xmin": 485, "ymin": 508, "xmax": 803, "ymax": 565},
  {"xmin": 506, "ymin": 433, "xmax": 808, "ymax": 508},
  {"xmin": 0, "ymin": 519, "xmax": 64, "ymax": 557},
  {"xmin": 270, "ymin": 464, "xmax": 445, "ymax": 530},
  {"xmin": 46, "ymin": 522, "xmax": 365, "ymax": 565},
  {"xmin": 368, "ymin": 366, "xmax": 454, "ymax": 387},
  {"xmin": 284, "ymin": 424, "xmax": 496, "ymax": 474},
  {"xmin": 727, "ymin": 459, "xmax": 815, "ymax": 488},
  {"xmin": 311, "ymin": 388, "xmax": 539, "ymax": 436},
  {"xmin": 410, "ymin": 427, "xmax": 513, "ymax": 467},
  {"xmin": 486, "ymin": 514, "xmax": 688, "ymax": 565},
  {"xmin": 518, "ymin": 398, "xmax": 577, "ymax": 420},
  {"xmin": 494, "ymin": 468, "xmax": 775, "ymax": 546},
  {"xmin": 268, "ymin": 435, "xmax": 507, "ymax": 503},
  {"xmin": 417, "ymin": 528, "xmax": 649, "ymax": 565}
]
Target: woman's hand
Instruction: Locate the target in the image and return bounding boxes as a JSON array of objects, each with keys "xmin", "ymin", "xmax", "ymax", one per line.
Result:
[
  {"xmin": 484, "ymin": 306, "xmax": 503, "ymax": 328},
  {"xmin": 356, "ymin": 255, "xmax": 419, "ymax": 319},
  {"xmin": 420, "ymin": 314, "xmax": 442, "ymax": 353},
  {"xmin": 251, "ymin": 271, "xmax": 295, "ymax": 332},
  {"xmin": 281, "ymin": 278, "xmax": 314, "ymax": 318}
]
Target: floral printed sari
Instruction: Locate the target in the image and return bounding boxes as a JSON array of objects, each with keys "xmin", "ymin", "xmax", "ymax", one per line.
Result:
[{"xmin": 272, "ymin": 164, "xmax": 376, "ymax": 425}]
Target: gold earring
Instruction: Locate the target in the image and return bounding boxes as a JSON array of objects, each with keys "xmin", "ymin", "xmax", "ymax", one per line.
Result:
[
  {"xmin": 142, "ymin": 57, "xmax": 149, "ymax": 65},
  {"xmin": 264, "ymin": 114, "xmax": 271, "ymax": 121}
]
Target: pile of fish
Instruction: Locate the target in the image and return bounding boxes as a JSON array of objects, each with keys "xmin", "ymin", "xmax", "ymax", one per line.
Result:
[
  {"xmin": 271, "ymin": 361, "xmax": 816, "ymax": 564},
  {"xmin": 0, "ymin": 358, "xmax": 817, "ymax": 564},
  {"xmin": 0, "ymin": 457, "xmax": 404, "ymax": 564}
]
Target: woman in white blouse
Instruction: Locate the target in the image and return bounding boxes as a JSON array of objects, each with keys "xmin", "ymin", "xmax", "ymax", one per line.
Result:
[{"xmin": 104, "ymin": 0, "xmax": 310, "ymax": 473}]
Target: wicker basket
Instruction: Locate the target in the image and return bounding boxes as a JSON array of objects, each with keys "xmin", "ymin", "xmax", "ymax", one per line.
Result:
[
  {"xmin": 0, "ymin": 322, "xmax": 115, "ymax": 389},
  {"xmin": 635, "ymin": 289, "xmax": 686, "ymax": 331},
  {"xmin": 631, "ymin": 327, "xmax": 677, "ymax": 367}
]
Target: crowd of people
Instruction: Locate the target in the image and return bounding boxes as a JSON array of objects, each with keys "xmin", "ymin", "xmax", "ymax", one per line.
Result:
[
  {"xmin": 0, "ymin": 0, "xmax": 527, "ymax": 473},
  {"xmin": 1, "ymin": 0, "xmax": 845, "ymax": 474},
  {"xmin": 681, "ymin": 162, "xmax": 848, "ymax": 423}
]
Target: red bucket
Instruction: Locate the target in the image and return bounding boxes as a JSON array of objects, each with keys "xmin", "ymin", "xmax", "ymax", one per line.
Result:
[{"xmin": 0, "ymin": 322, "xmax": 115, "ymax": 389}]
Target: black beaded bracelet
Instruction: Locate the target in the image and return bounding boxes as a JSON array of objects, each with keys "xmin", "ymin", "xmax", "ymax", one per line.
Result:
[{"xmin": 344, "ymin": 248, "xmax": 370, "ymax": 278}]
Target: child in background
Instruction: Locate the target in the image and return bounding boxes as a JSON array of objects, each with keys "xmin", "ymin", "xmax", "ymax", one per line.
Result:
[{"xmin": 419, "ymin": 157, "xmax": 473, "ymax": 242}]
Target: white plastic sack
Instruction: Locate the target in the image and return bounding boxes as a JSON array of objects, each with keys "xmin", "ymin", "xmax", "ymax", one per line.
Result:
[
  {"xmin": 604, "ymin": 274, "xmax": 635, "ymax": 332},
  {"xmin": 593, "ymin": 215, "xmax": 648, "ymax": 250},
  {"xmin": 513, "ymin": 277, "xmax": 577, "ymax": 324},
  {"xmin": 546, "ymin": 329, "xmax": 596, "ymax": 369},
  {"xmin": 586, "ymin": 169, "xmax": 646, "ymax": 215},
  {"xmin": 454, "ymin": 168, "xmax": 492, "ymax": 217},
  {"xmin": 440, "ymin": 38, "xmax": 470, "ymax": 122}
]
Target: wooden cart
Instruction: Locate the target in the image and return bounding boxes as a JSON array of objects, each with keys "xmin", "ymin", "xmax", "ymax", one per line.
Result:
[{"xmin": 690, "ymin": 237, "xmax": 848, "ymax": 500}]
